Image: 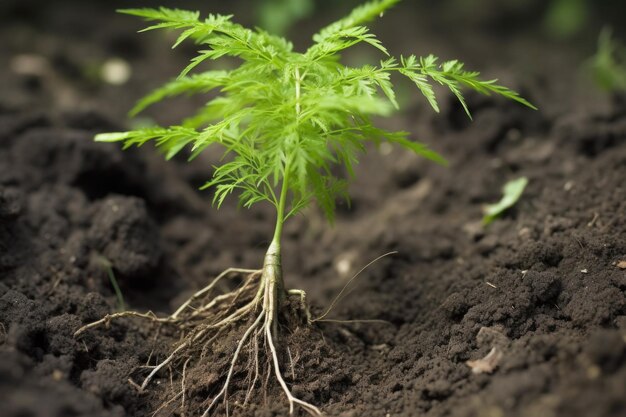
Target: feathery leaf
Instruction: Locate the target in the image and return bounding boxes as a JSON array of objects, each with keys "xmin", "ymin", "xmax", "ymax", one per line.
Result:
[{"xmin": 106, "ymin": 1, "xmax": 535, "ymax": 225}]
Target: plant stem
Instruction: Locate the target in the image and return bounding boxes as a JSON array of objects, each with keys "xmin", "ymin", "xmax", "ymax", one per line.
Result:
[
  {"xmin": 106, "ymin": 265, "xmax": 126, "ymax": 311},
  {"xmin": 258, "ymin": 153, "xmax": 291, "ymax": 335},
  {"xmin": 272, "ymin": 161, "xmax": 290, "ymax": 247},
  {"xmin": 259, "ymin": 66, "xmax": 302, "ymax": 331},
  {"xmin": 264, "ymin": 157, "xmax": 290, "ymax": 289}
]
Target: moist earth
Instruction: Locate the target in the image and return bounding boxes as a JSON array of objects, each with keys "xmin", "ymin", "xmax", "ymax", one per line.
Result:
[{"xmin": 1, "ymin": 1, "xmax": 625, "ymax": 417}]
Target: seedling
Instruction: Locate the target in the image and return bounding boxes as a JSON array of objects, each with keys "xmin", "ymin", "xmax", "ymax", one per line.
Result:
[
  {"xmin": 590, "ymin": 28, "xmax": 626, "ymax": 93},
  {"xmin": 543, "ymin": 0, "xmax": 588, "ymax": 39},
  {"xmin": 95, "ymin": 255, "xmax": 126, "ymax": 311},
  {"xmin": 483, "ymin": 177, "xmax": 528, "ymax": 225},
  {"xmin": 77, "ymin": 1, "xmax": 534, "ymax": 415}
]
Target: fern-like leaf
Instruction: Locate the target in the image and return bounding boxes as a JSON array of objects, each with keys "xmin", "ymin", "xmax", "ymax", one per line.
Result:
[
  {"xmin": 313, "ymin": 0, "xmax": 400, "ymax": 42},
  {"xmin": 106, "ymin": 0, "xmax": 535, "ymax": 225},
  {"xmin": 130, "ymin": 71, "xmax": 229, "ymax": 115}
]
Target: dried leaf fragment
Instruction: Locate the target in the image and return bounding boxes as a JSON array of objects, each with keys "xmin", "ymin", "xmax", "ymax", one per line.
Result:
[{"xmin": 466, "ymin": 347, "xmax": 503, "ymax": 374}]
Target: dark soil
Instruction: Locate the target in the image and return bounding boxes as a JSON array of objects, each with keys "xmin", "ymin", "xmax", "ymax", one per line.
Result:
[{"xmin": 1, "ymin": 1, "xmax": 625, "ymax": 417}]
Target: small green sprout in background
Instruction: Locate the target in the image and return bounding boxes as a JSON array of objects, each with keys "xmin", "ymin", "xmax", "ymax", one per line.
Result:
[
  {"xmin": 257, "ymin": 0, "xmax": 315, "ymax": 35},
  {"xmin": 94, "ymin": 255, "xmax": 126, "ymax": 311},
  {"xmin": 77, "ymin": 1, "xmax": 535, "ymax": 415},
  {"xmin": 483, "ymin": 177, "xmax": 529, "ymax": 225},
  {"xmin": 543, "ymin": 0, "xmax": 589, "ymax": 39},
  {"xmin": 590, "ymin": 28, "xmax": 626, "ymax": 93}
]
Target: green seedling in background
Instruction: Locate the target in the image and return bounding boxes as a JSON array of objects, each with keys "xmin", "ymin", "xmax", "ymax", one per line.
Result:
[
  {"xmin": 543, "ymin": 0, "xmax": 588, "ymax": 39},
  {"xmin": 92, "ymin": 255, "xmax": 126, "ymax": 311},
  {"xmin": 483, "ymin": 177, "xmax": 528, "ymax": 225},
  {"xmin": 100, "ymin": 257, "xmax": 126, "ymax": 311},
  {"xmin": 77, "ymin": 1, "xmax": 534, "ymax": 415},
  {"xmin": 590, "ymin": 28, "xmax": 626, "ymax": 93},
  {"xmin": 257, "ymin": 0, "xmax": 314, "ymax": 35}
]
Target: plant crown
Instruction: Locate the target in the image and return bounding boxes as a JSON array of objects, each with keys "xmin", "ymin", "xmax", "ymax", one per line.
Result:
[{"xmin": 97, "ymin": 0, "xmax": 535, "ymax": 223}]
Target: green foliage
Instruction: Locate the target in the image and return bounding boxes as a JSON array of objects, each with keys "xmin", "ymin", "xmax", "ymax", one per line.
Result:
[
  {"xmin": 543, "ymin": 0, "xmax": 589, "ymax": 39},
  {"xmin": 590, "ymin": 28, "xmax": 626, "ymax": 93},
  {"xmin": 94, "ymin": 256, "xmax": 126, "ymax": 311},
  {"xmin": 98, "ymin": 0, "xmax": 534, "ymax": 226},
  {"xmin": 257, "ymin": 0, "xmax": 315, "ymax": 35},
  {"xmin": 482, "ymin": 177, "xmax": 528, "ymax": 225}
]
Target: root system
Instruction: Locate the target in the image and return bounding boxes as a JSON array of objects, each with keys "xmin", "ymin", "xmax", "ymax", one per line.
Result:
[{"xmin": 75, "ymin": 266, "xmax": 321, "ymax": 417}]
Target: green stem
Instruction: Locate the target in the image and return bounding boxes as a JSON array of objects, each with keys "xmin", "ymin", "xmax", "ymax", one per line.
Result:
[
  {"xmin": 106, "ymin": 265, "xmax": 126, "ymax": 311},
  {"xmin": 260, "ymin": 168, "xmax": 289, "ymax": 335},
  {"xmin": 271, "ymin": 160, "xmax": 290, "ymax": 247},
  {"xmin": 270, "ymin": 65, "xmax": 300, "ymax": 250},
  {"xmin": 258, "ymin": 66, "xmax": 302, "ymax": 325}
]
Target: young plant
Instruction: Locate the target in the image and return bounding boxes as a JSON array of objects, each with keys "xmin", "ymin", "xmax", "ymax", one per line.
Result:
[
  {"xmin": 590, "ymin": 28, "xmax": 626, "ymax": 93},
  {"xmin": 78, "ymin": 0, "xmax": 534, "ymax": 415},
  {"xmin": 482, "ymin": 177, "xmax": 528, "ymax": 225}
]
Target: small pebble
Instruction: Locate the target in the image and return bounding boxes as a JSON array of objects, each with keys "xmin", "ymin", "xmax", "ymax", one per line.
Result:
[
  {"xmin": 10, "ymin": 54, "xmax": 49, "ymax": 76},
  {"xmin": 379, "ymin": 142, "xmax": 393, "ymax": 155},
  {"xmin": 101, "ymin": 58, "xmax": 132, "ymax": 85}
]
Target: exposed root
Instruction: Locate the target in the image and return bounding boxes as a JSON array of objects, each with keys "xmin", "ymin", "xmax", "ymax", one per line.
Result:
[
  {"xmin": 266, "ymin": 315, "xmax": 320, "ymax": 416},
  {"xmin": 181, "ymin": 357, "xmax": 192, "ymax": 415},
  {"xmin": 203, "ymin": 310, "xmax": 266, "ymax": 416},
  {"xmin": 312, "ymin": 251, "xmax": 397, "ymax": 323},
  {"xmin": 75, "ymin": 266, "xmax": 321, "ymax": 416},
  {"xmin": 288, "ymin": 289, "xmax": 312, "ymax": 324}
]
